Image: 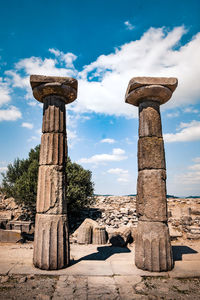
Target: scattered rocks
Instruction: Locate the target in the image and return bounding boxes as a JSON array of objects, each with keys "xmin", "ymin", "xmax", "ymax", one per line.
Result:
[
  {"xmin": 18, "ymin": 276, "xmax": 27, "ymax": 283},
  {"xmin": 1, "ymin": 275, "xmax": 9, "ymax": 283}
]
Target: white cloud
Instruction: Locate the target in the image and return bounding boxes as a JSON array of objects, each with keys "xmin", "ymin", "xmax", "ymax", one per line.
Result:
[
  {"xmin": 0, "ymin": 78, "xmax": 11, "ymax": 106},
  {"xmin": 183, "ymin": 107, "xmax": 199, "ymax": 114},
  {"xmin": 124, "ymin": 21, "xmax": 134, "ymax": 30},
  {"xmin": 164, "ymin": 120, "xmax": 200, "ymax": 142},
  {"xmin": 193, "ymin": 157, "xmax": 200, "ymax": 163},
  {"xmin": 27, "ymin": 101, "xmax": 37, "ymax": 106},
  {"xmin": 5, "ymin": 26, "xmax": 200, "ymax": 118},
  {"xmin": 166, "ymin": 111, "xmax": 179, "ymax": 118},
  {"xmin": 0, "ymin": 106, "xmax": 22, "ymax": 122},
  {"xmin": 107, "ymin": 168, "xmax": 129, "ymax": 175},
  {"xmin": 0, "ymin": 167, "xmax": 8, "ymax": 172},
  {"xmin": 175, "ymin": 171, "xmax": 200, "ymax": 185},
  {"xmin": 107, "ymin": 168, "xmax": 130, "ymax": 183},
  {"xmin": 78, "ymin": 148, "xmax": 127, "ymax": 164},
  {"xmin": 100, "ymin": 138, "xmax": 116, "ymax": 144},
  {"xmin": 189, "ymin": 164, "xmax": 200, "ymax": 171},
  {"xmin": 175, "ymin": 160, "xmax": 200, "ymax": 187},
  {"xmin": 22, "ymin": 122, "xmax": 33, "ymax": 129},
  {"xmin": 49, "ymin": 48, "xmax": 77, "ymax": 68}
]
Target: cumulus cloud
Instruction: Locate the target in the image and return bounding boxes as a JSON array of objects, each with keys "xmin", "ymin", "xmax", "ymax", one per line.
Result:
[
  {"xmin": 193, "ymin": 157, "xmax": 200, "ymax": 163},
  {"xmin": 5, "ymin": 26, "xmax": 200, "ymax": 117},
  {"xmin": 0, "ymin": 106, "xmax": 22, "ymax": 122},
  {"xmin": 175, "ymin": 160, "xmax": 200, "ymax": 187},
  {"xmin": 100, "ymin": 138, "xmax": 116, "ymax": 144},
  {"xmin": 107, "ymin": 168, "xmax": 130, "ymax": 183},
  {"xmin": 124, "ymin": 21, "xmax": 134, "ymax": 30},
  {"xmin": 78, "ymin": 148, "xmax": 127, "ymax": 164},
  {"xmin": 0, "ymin": 167, "xmax": 8, "ymax": 172},
  {"xmin": 0, "ymin": 78, "xmax": 11, "ymax": 106},
  {"xmin": 164, "ymin": 120, "xmax": 200, "ymax": 142},
  {"xmin": 166, "ymin": 111, "xmax": 179, "ymax": 118},
  {"xmin": 22, "ymin": 122, "xmax": 33, "ymax": 129},
  {"xmin": 183, "ymin": 107, "xmax": 199, "ymax": 114}
]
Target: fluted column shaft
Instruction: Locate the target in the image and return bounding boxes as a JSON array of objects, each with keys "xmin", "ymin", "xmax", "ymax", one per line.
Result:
[
  {"xmin": 125, "ymin": 77, "xmax": 178, "ymax": 272},
  {"xmin": 30, "ymin": 75, "xmax": 77, "ymax": 270}
]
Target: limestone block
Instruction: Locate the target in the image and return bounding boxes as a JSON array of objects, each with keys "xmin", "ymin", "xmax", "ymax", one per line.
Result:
[
  {"xmin": 77, "ymin": 223, "xmax": 92, "ymax": 244},
  {"xmin": 93, "ymin": 227, "xmax": 107, "ymax": 245},
  {"xmin": 42, "ymin": 96, "xmax": 66, "ymax": 133},
  {"xmin": 0, "ymin": 229, "xmax": 22, "ymax": 243},
  {"xmin": 126, "ymin": 84, "xmax": 172, "ymax": 106},
  {"xmin": 30, "ymin": 75, "xmax": 77, "ymax": 90},
  {"xmin": 135, "ymin": 221, "xmax": 173, "ymax": 272},
  {"xmin": 39, "ymin": 133, "xmax": 66, "ymax": 166},
  {"xmin": 72, "ymin": 218, "xmax": 99, "ymax": 239},
  {"xmin": 138, "ymin": 137, "xmax": 166, "ymax": 170},
  {"xmin": 108, "ymin": 226, "xmax": 132, "ymax": 247},
  {"xmin": 139, "ymin": 101, "xmax": 162, "ymax": 137},
  {"xmin": 32, "ymin": 83, "xmax": 77, "ymax": 104},
  {"xmin": 125, "ymin": 77, "xmax": 178, "ymax": 106},
  {"xmin": 37, "ymin": 165, "xmax": 67, "ymax": 214},
  {"xmin": 137, "ymin": 169, "xmax": 167, "ymax": 221},
  {"xmin": 33, "ymin": 213, "xmax": 69, "ymax": 270}
]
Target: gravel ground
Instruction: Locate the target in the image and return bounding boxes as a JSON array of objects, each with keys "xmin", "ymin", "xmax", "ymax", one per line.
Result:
[{"xmin": 0, "ymin": 275, "xmax": 200, "ymax": 300}]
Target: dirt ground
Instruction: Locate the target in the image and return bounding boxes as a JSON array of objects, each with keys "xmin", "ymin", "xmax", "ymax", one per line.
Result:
[{"xmin": 0, "ymin": 274, "xmax": 200, "ymax": 300}]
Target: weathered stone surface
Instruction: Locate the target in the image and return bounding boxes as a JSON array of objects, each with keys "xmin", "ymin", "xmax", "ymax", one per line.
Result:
[
  {"xmin": 108, "ymin": 226, "xmax": 132, "ymax": 247},
  {"xmin": 72, "ymin": 218, "xmax": 99, "ymax": 240},
  {"xmin": 126, "ymin": 77, "xmax": 178, "ymax": 94},
  {"xmin": 139, "ymin": 101, "xmax": 162, "ymax": 137},
  {"xmin": 32, "ymin": 83, "xmax": 77, "ymax": 104},
  {"xmin": 93, "ymin": 227, "xmax": 107, "ymax": 245},
  {"xmin": 77, "ymin": 223, "xmax": 92, "ymax": 244},
  {"xmin": 137, "ymin": 169, "xmax": 167, "ymax": 221},
  {"xmin": 125, "ymin": 77, "xmax": 178, "ymax": 106},
  {"xmin": 42, "ymin": 96, "xmax": 66, "ymax": 133},
  {"xmin": 30, "ymin": 75, "xmax": 77, "ymax": 90},
  {"xmin": 39, "ymin": 133, "xmax": 66, "ymax": 166},
  {"xmin": 126, "ymin": 84, "xmax": 172, "ymax": 106},
  {"xmin": 33, "ymin": 214, "xmax": 69, "ymax": 270},
  {"xmin": 138, "ymin": 136, "xmax": 165, "ymax": 170},
  {"xmin": 0, "ymin": 229, "xmax": 22, "ymax": 243},
  {"xmin": 135, "ymin": 221, "xmax": 173, "ymax": 272},
  {"xmin": 37, "ymin": 165, "xmax": 66, "ymax": 214}
]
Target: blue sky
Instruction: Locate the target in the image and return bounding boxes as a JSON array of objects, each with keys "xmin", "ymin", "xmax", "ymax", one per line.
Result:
[{"xmin": 0, "ymin": 0, "xmax": 200, "ymax": 196}]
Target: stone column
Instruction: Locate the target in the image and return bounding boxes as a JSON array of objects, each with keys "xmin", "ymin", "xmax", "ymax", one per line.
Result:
[
  {"xmin": 30, "ymin": 75, "xmax": 77, "ymax": 270},
  {"xmin": 125, "ymin": 77, "xmax": 178, "ymax": 272}
]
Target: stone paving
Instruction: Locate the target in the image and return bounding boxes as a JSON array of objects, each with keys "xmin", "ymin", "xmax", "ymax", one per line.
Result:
[{"xmin": 0, "ymin": 242, "xmax": 200, "ymax": 299}]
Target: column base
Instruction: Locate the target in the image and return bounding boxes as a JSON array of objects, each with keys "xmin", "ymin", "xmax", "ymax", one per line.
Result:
[
  {"xmin": 135, "ymin": 221, "xmax": 173, "ymax": 272},
  {"xmin": 33, "ymin": 213, "xmax": 69, "ymax": 270}
]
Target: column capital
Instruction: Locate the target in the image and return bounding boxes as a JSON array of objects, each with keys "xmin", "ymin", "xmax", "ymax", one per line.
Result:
[
  {"xmin": 125, "ymin": 77, "xmax": 178, "ymax": 106},
  {"xmin": 30, "ymin": 75, "xmax": 78, "ymax": 104}
]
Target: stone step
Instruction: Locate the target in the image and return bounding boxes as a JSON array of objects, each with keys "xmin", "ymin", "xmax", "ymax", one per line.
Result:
[{"xmin": 182, "ymin": 253, "xmax": 200, "ymax": 261}]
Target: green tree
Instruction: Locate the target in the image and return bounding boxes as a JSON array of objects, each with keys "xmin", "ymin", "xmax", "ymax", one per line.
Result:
[
  {"xmin": 0, "ymin": 145, "xmax": 94, "ymax": 215},
  {"xmin": 66, "ymin": 158, "xmax": 94, "ymax": 211}
]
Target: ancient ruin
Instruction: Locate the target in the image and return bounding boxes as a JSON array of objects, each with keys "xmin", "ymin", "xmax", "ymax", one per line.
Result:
[
  {"xmin": 30, "ymin": 75, "xmax": 77, "ymax": 270},
  {"xmin": 125, "ymin": 77, "xmax": 178, "ymax": 271}
]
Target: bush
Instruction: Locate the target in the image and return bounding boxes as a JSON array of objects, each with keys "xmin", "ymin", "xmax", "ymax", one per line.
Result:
[{"xmin": 0, "ymin": 145, "xmax": 94, "ymax": 214}]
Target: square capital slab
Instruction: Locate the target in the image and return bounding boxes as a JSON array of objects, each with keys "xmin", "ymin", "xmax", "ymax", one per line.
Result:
[
  {"xmin": 30, "ymin": 75, "xmax": 77, "ymax": 90},
  {"xmin": 30, "ymin": 75, "xmax": 78, "ymax": 104},
  {"xmin": 125, "ymin": 77, "xmax": 178, "ymax": 106}
]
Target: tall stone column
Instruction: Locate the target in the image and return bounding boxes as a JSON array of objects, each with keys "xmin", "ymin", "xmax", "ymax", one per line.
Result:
[
  {"xmin": 30, "ymin": 75, "xmax": 77, "ymax": 270},
  {"xmin": 125, "ymin": 77, "xmax": 178, "ymax": 272}
]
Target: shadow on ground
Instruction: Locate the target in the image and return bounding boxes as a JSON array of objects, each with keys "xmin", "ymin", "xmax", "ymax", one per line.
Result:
[
  {"xmin": 71, "ymin": 245, "xmax": 131, "ymax": 265},
  {"xmin": 172, "ymin": 245, "xmax": 198, "ymax": 261}
]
